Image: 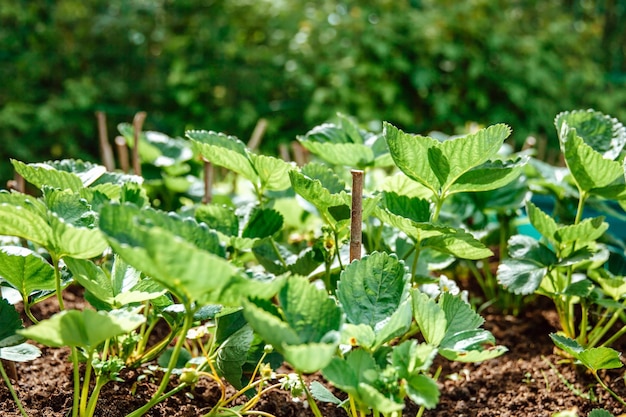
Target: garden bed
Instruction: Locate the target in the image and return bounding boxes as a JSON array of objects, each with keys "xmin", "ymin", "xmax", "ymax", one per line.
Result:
[{"xmin": 1, "ymin": 286, "xmax": 624, "ymax": 417}]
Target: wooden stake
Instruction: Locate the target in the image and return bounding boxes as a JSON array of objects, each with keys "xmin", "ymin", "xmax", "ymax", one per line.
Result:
[
  {"xmin": 132, "ymin": 111, "xmax": 147, "ymax": 176},
  {"xmin": 247, "ymin": 118, "xmax": 268, "ymax": 151},
  {"xmin": 95, "ymin": 111, "xmax": 115, "ymax": 171},
  {"xmin": 202, "ymin": 158, "xmax": 214, "ymax": 204},
  {"xmin": 278, "ymin": 143, "xmax": 291, "ymax": 162},
  {"xmin": 350, "ymin": 170, "xmax": 364, "ymax": 262},
  {"xmin": 115, "ymin": 136, "xmax": 130, "ymax": 173}
]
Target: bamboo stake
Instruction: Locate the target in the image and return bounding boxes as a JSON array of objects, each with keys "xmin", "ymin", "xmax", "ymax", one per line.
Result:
[
  {"xmin": 202, "ymin": 158, "xmax": 214, "ymax": 204},
  {"xmin": 132, "ymin": 111, "xmax": 147, "ymax": 176},
  {"xmin": 278, "ymin": 143, "xmax": 291, "ymax": 162},
  {"xmin": 350, "ymin": 170, "xmax": 364, "ymax": 262},
  {"xmin": 95, "ymin": 111, "xmax": 115, "ymax": 171},
  {"xmin": 114, "ymin": 136, "xmax": 130, "ymax": 173},
  {"xmin": 247, "ymin": 118, "xmax": 268, "ymax": 151}
]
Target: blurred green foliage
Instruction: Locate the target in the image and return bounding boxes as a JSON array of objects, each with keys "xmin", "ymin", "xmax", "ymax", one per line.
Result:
[{"xmin": 1, "ymin": 0, "xmax": 625, "ymax": 185}]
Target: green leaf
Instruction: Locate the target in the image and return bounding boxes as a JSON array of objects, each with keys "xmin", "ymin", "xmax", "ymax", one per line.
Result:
[
  {"xmin": 18, "ymin": 309, "xmax": 145, "ymax": 350},
  {"xmin": 242, "ymin": 208, "xmax": 283, "ymax": 239},
  {"xmin": 0, "ymin": 298, "xmax": 24, "ymax": 348},
  {"xmin": 195, "ymin": 205, "xmax": 239, "ymax": 237},
  {"xmin": 449, "ymin": 157, "xmax": 527, "ymax": 194},
  {"xmin": 382, "ymin": 192, "xmax": 430, "ymax": 223},
  {"xmin": 188, "ymin": 130, "xmax": 257, "ymax": 182},
  {"xmin": 559, "ymin": 124, "xmax": 623, "ymax": 191},
  {"xmin": 300, "ymin": 141, "xmax": 375, "ymax": 168},
  {"xmin": 588, "ymin": 409, "xmax": 616, "ymax": 417},
  {"xmin": 0, "ymin": 343, "xmax": 41, "ymax": 362},
  {"xmin": 384, "ymin": 123, "xmax": 441, "ymax": 194},
  {"xmin": 250, "ymin": 154, "xmax": 293, "ymax": 191},
  {"xmin": 277, "ymin": 276, "xmax": 342, "ymax": 343},
  {"xmin": 342, "ymin": 324, "xmax": 376, "ymax": 350},
  {"xmin": 300, "ymin": 162, "xmax": 346, "ymax": 194},
  {"xmin": 497, "ymin": 258, "xmax": 548, "ymax": 295},
  {"xmin": 405, "ymin": 374, "xmax": 439, "ymax": 409},
  {"xmin": 373, "ymin": 301, "xmax": 413, "ymax": 349},
  {"xmin": 507, "ymin": 235, "xmax": 558, "ymax": 267},
  {"xmin": 337, "ymin": 252, "xmax": 409, "ymax": 327},
  {"xmin": 411, "ymin": 290, "xmax": 446, "ymax": 346},
  {"xmin": 48, "ymin": 213, "xmax": 108, "ymax": 259},
  {"xmin": 550, "ymin": 333, "xmax": 623, "ymax": 372},
  {"xmin": 216, "ymin": 325, "xmax": 254, "ymax": 389},
  {"xmin": 385, "ymin": 122, "xmax": 511, "ymax": 195},
  {"xmin": 440, "ymin": 292, "xmax": 484, "ymax": 339},
  {"xmin": 11, "ymin": 159, "xmax": 83, "ymax": 191},
  {"xmin": 310, "ymin": 380, "xmax": 344, "ymax": 405},
  {"xmin": 0, "ymin": 201, "xmax": 52, "ymax": 248},
  {"xmin": 555, "ymin": 109, "xmax": 626, "ymax": 160},
  {"xmin": 289, "ymin": 170, "xmax": 347, "ymax": 210},
  {"xmin": 554, "ymin": 216, "xmax": 608, "ymax": 244},
  {"xmin": 423, "ymin": 230, "xmax": 493, "ymax": 260},
  {"xmin": 100, "ymin": 204, "xmax": 237, "ymax": 305},
  {"xmin": 358, "ymin": 382, "xmax": 405, "ymax": 413},
  {"xmin": 65, "ymin": 257, "xmax": 164, "ymax": 307},
  {"xmin": 526, "ymin": 201, "xmax": 558, "ymax": 241},
  {"xmin": 392, "ymin": 340, "xmax": 437, "ymax": 377},
  {"xmin": 282, "ymin": 342, "xmax": 339, "ymax": 374},
  {"xmin": 243, "ymin": 277, "xmax": 341, "ymax": 373},
  {"xmin": 0, "ymin": 246, "xmax": 55, "ymax": 300}
]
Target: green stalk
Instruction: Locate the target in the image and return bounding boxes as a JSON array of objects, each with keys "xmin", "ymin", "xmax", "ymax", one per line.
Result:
[
  {"xmin": 23, "ymin": 300, "xmax": 39, "ymax": 324},
  {"xmin": 126, "ymin": 306, "xmax": 195, "ymax": 417},
  {"xmin": 593, "ymin": 371, "xmax": 626, "ymax": 407},
  {"xmin": 84, "ymin": 376, "xmax": 108, "ymax": 417},
  {"xmin": 269, "ymin": 238, "xmax": 288, "ymax": 269},
  {"xmin": 577, "ymin": 302, "xmax": 589, "ymax": 346},
  {"xmin": 71, "ymin": 347, "xmax": 80, "ymax": 417},
  {"xmin": 51, "ymin": 254, "xmax": 65, "ymax": 311},
  {"xmin": 431, "ymin": 197, "xmax": 444, "ymax": 223},
  {"xmin": 0, "ymin": 360, "xmax": 28, "ymax": 417},
  {"xmin": 299, "ymin": 373, "xmax": 323, "ymax": 417},
  {"xmin": 600, "ymin": 324, "xmax": 626, "ymax": 348},
  {"xmin": 79, "ymin": 350, "xmax": 94, "ymax": 417}
]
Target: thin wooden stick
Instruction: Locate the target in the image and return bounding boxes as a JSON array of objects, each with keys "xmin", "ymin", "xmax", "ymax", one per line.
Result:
[
  {"xmin": 278, "ymin": 143, "xmax": 291, "ymax": 162},
  {"xmin": 247, "ymin": 118, "xmax": 268, "ymax": 151},
  {"xmin": 95, "ymin": 111, "xmax": 115, "ymax": 171},
  {"xmin": 350, "ymin": 170, "xmax": 364, "ymax": 262},
  {"xmin": 115, "ymin": 136, "xmax": 130, "ymax": 173},
  {"xmin": 202, "ymin": 158, "xmax": 214, "ymax": 204},
  {"xmin": 132, "ymin": 111, "xmax": 147, "ymax": 176}
]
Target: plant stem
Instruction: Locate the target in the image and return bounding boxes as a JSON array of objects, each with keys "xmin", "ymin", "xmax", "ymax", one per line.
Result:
[
  {"xmin": 71, "ymin": 347, "xmax": 80, "ymax": 417},
  {"xmin": 52, "ymin": 254, "xmax": 65, "ymax": 311},
  {"xmin": 126, "ymin": 305, "xmax": 195, "ymax": 417},
  {"xmin": 299, "ymin": 373, "xmax": 323, "ymax": 417},
  {"xmin": 350, "ymin": 169, "xmax": 364, "ymax": 262},
  {"xmin": 79, "ymin": 350, "xmax": 94, "ymax": 417},
  {"xmin": 593, "ymin": 371, "xmax": 626, "ymax": 407},
  {"xmin": 600, "ymin": 323, "xmax": 626, "ymax": 348},
  {"xmin": 0, "ymin": 360, "xmax": 28, "ymax": 417}
]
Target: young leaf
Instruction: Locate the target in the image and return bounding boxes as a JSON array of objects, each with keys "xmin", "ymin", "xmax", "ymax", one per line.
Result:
[
  {"xmin": 559, "ymin": 124, "xmax": 623, "ymax": 191},
  {"xmin": 555, "ymin": 109, "xmax": 626, "ymax": 160},
  {"xmin": 0, "ymin": 298, "xmax": 24, "ymax": 348},
  {"xmin": 243, "ymin": 276, "xmax": 342, "ymax": 373},
  {"xmin": 0, "ymin": 246, "xmax": 56, "ymax": 300},
  {"xmin": 11, "ymin": 159, "xmax": 83, "ymax": 192},
  {"xmin": 216, "ymin": 325, "xmax": 254, "ymax": 389},
  {"xmin": 0, "ymin": 202, "xmax": 53, "ymax": 248},
  {"xmin": 411, "ymin": 290, "xmax": 447, "ymax": 346},
  {"xmin": 449, "ymin": 157, "xmax": 527, "ymax": 194},
  {"xmin": 554, "ymin": 216, "xmax": 608, "ymax": 244},
  {"xmin": 497, "ymin": 259, "xmax": 549, "ymax": 295},
  {"xmin": 187, "ymin": 130, "xmax": 257, "ymax": 182},
  {"xmin": 300, "ymin": 142, "xmax": 375, "ymax": 168},
  {"xmin": 385, "ymin": 122, "xmax": 512, "ymax": 195},
  {"xmin": 0, "ymin": 343, "xmax": 41, "ymax": 362},
  {"xmin": 249, "ymin": 154, "xmax": 293, "ymax": 191},
  {"xmin": 337, "ymin": 252, "xmax": 409, "ymax": 327},
  {"xmin": 526, "ymin": 201, "xmax": 558, "ymax": 242},
  {"xmin": 405, "ymin": 374, "xmax": 440, "ymax": 410},
  {"xmin": 300, "ymin": 162, "xmax": 346, "ymax": 194},
  {"xmin": 382, "ymin": 192, "xmax": 430, "ymax": 223},
  {"xmin": 242, "ymin": 208, "xmax": 283, "ymax": 239},
  {"xmin": 18, "ymin": 309, "xmax": 145, "ymax": 350},
  {"xmin": 289, "ymin": 170, "xmax": 347, "ymax": 210},
  {"xmin": 310, "ymin": 380, "xmax": 344, "ymax": 405},
  {"xmin": 195, "ymin": 204, "xmax": 239, "ymax": 237},
  {"xmin": 550, "ymin": 333, "xmax": 623, "ymax": 372}
]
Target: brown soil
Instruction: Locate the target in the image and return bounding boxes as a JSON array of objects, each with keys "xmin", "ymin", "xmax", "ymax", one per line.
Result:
[{"xmin": 1, "ymin": 287, "xmax": 625, "ymax": 417}]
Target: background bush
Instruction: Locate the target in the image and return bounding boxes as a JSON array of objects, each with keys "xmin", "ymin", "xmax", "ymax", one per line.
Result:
[{"xmin": 1, "ymin": 0, "xmax": 625, "ymax": 185}]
